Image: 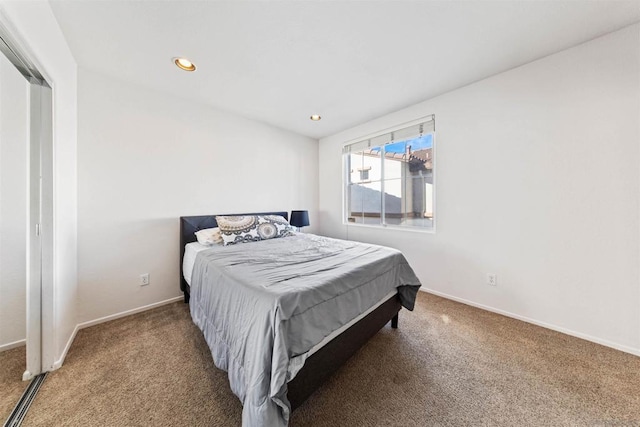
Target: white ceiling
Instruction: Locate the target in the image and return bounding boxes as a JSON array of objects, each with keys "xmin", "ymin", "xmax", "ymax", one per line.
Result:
[{"xmin": 49, "ymin": 0, "xmax": 640, "ymax": 139}]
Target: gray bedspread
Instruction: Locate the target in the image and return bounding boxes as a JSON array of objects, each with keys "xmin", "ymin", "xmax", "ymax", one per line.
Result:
[{"xmin": 189, "ymin": 233, "xmax": 421, "ymax": 427}]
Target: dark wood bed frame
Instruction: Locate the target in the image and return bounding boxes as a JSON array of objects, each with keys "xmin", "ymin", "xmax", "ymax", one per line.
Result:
[{"xmin": 179, "ymin": 212, "xmax": 402, "ymax": 410}]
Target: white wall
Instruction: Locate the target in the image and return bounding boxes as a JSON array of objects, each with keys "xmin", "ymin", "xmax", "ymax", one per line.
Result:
[
  {"xmin": 0, "ymin": 0, "xmax": 78, "ymax": 369},
  {"xmin": 0, "ymin": 50, "xmax": 28, "ymax": 351},
  {"xmin": 77, "ymin": 69, "xmax": 319, "ymax": 323},
  {"xmin": 319, "ymin": 24, "xmax": 640, "ymax": 355}
]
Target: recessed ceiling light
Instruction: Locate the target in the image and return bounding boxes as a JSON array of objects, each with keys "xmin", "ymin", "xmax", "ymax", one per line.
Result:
[
  {"xmin": 174, "ymin": 57, "xmax": 196, "ymax": 72},
  {"xmin": 310, "ymin": 115, "xmax": 321, "ymax": 121}
]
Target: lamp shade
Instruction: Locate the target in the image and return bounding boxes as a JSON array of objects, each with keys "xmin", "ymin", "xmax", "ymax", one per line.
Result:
[{"xmin": 290, "ymin": 210, "xmax": 310, "ymax": 228}]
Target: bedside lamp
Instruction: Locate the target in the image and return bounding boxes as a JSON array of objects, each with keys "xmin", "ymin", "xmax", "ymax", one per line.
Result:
[{"xmin": 290, "ymin": 210, "xmax": 310, "ymax": 232}]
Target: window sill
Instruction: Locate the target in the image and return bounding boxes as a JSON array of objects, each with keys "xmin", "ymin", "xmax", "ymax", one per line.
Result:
[{"xmin": 342, "ymin": 221, "xmax": 436, "ymax": 234}]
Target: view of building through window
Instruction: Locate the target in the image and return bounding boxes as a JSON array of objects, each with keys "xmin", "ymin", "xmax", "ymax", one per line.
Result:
[{"xmin": 345, "ymin": 131, "xmax": 434, "ymax": 229}]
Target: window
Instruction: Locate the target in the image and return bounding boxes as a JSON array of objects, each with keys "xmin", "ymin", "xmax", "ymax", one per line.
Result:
[
  {"xmin": 358, "ymin": 167, "xmax": 371, "ymax": 182},
  {"xmin": 343, "ymin": 116, "xmax": 435, "ymax": 230}
]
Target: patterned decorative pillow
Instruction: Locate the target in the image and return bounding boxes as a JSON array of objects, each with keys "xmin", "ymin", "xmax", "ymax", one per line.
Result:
[
  {"xmin": 194, "ymin": 227, "xmax": 223, "ymax": 246},
  {"xmin": 216, "ymin": 215, "xmax": 294, "ymax": 246}
]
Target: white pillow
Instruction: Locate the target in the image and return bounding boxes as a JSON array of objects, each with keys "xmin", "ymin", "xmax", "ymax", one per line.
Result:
[{"xmin": 194, "ymin": 227, "xmax": 223, "ymax": 246}]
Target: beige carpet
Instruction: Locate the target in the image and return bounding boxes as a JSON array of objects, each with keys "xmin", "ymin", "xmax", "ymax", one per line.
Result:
[
  {"xmin": 0, "ymin": 346, "xmax": 28, "ymax": 423},
  {"xmin": 21, "ymin": 292, "xmax": 640, "ymax": 426}
]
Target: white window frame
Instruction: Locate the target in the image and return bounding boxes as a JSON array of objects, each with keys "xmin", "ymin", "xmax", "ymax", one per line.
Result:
[{"xmin": 342, "ymin": 115, "xmax": 436, "ymax": 233}]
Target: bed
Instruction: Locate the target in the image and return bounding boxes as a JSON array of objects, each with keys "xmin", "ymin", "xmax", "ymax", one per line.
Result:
[{"xmin": 179, "ymin": 212, "xmax": 421, "ymax": 426}]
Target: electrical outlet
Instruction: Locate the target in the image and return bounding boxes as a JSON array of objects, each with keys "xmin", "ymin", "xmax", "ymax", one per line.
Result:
[
  {"xmin": 140, "ymin": 273, "xmax": 150, "ymax": 286},
  {"xmin": 487, "ymin": 273, "xmax": 497, "ymax": 286}
]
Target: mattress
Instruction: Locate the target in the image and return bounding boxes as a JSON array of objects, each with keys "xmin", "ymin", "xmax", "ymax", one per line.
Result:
[
  {"xmin": 183, "ymin": 241, "xmax": 209, "ymax": 286},
  {"xmin": 183, "ymin": 241, "xmax": 394, "ymax": 366}
]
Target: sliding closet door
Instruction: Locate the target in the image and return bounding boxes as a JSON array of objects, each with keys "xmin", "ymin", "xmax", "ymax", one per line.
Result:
[
  {"xmin": 24, "ymin": 82, "xmax": 43, "ymax": 378},
  {"xmin": 0, "ymin": 47, "xmax": 29, "ymax": 357},
  {"xmin": 33, "ymin": 82, "xmax": 53, "ymax": 375},
  {"xmin": 0, "ymin": 23, "xmax": 53, "ymax": 379},
  {"xmin": 23, "ymin": 80, "xmax": 52, "ymax": 379}
]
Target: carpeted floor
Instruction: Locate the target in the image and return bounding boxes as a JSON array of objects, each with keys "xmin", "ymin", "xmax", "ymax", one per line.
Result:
[
  {"xmin": 0, "ymin": 346, "xmax": 28, "ymax": 423},
  {"xmin": 20, "ymin": 292, "xmax": 640, "ymax": 426}
]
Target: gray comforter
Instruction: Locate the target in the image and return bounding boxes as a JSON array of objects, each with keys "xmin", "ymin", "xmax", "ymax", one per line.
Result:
[{"xmin": 189, "ymin": 233, "xmax": 421, "ymax": 427}]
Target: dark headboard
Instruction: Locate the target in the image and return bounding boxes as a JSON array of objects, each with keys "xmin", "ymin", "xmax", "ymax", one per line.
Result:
[{"xmin": 179, "ymin": 212, "xmax": 289, "ymax": 293}]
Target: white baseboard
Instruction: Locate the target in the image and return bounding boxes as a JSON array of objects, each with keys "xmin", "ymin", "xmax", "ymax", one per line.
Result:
[
  {"xmin": 52, "ymin": 295, "xmax": 184, "ymax": 370},
  {"xmin": 0, "ymin": 339, "xmax": 26, "ymax": 353},
  {"xmin": 77, "ymin": 296, "xmax": 184, "ymax": 330},
  {"xmin": 420, "ymin": 287, "xmax": 640, "ymax": 357}
]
